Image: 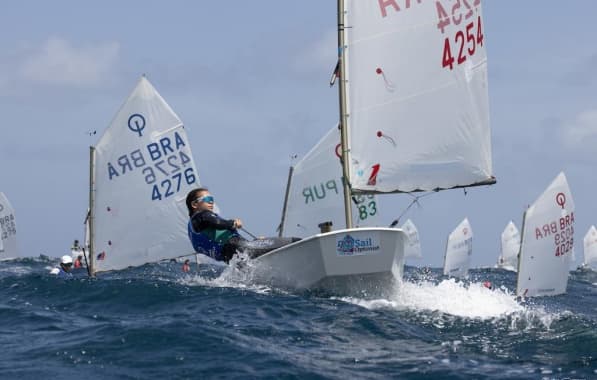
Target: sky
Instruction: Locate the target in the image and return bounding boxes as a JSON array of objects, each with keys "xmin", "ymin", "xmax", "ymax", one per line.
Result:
[{"xmin": 1, "ymin": 1, "xmax": 596, "ymax": 268}]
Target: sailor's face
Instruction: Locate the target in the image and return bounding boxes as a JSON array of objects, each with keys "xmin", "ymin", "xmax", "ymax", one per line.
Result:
[{"xmin": 193, "ymin": 191, "xmax": 214, "ymax": 212}]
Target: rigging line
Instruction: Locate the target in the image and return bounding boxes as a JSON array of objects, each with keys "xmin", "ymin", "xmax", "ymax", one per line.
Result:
[
  {"xmin": 240, "ymin": 227, "xmax": 258, "ymax": 240},
  {"xmin": 388, "ymin": 191, "xmax": 436, "ymax": 227}
]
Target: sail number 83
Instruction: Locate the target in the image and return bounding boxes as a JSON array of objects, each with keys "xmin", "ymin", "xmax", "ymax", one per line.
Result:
[{"xmin": 354, "ymin": 195, "xmax": 377, "ymax": 221}]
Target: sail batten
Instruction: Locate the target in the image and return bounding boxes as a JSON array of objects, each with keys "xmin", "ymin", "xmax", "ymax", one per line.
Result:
[{"xmin": 351, "ymin": 177, "xmax": 496, "ymax": 195}]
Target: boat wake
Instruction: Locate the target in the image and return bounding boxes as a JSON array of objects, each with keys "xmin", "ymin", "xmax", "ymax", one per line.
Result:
[
  {"xmin": 338, "ymin": 278, "xmax": 523, "ymax": 319},
  {"xmin": 336, "ymin": 277, "xmax": 569, "ymax": 330}
]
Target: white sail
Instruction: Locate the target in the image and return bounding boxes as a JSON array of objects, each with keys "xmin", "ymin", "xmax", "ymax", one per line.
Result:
[
  {"xmin": 92, "ymin": 76, "xmax": 200, "ymax": 272},
  {"xmin": 344, "ymin": 2, "xmax": 493, "ymax": 192},
  {"xmin": 443, "ymin": 218, "xmax": 472, "ymax": 277},
  {"xmin": 497, "ymin": 221, "xmax": 519, "ymax": 271},
  {"xmin": 281, "ymin": 126, "xmax": 379, "ymax": 238},
  {"xmin": 0, "ymin": 192, "xmax": 18, "ymax": 259},
  {"xmin": 516, "ymin": 172, "xmax": 574, "ymax": 297},
  {"xmin": 583, "ymin": 225, "xmax": 597, "ymax": 269},
  {"xmin": 401, "ymin": 219, "xmax": 422, "ymax": 260}
]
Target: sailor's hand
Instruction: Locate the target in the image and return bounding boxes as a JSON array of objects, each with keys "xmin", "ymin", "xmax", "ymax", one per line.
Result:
[{"xmin": 233, "ymin": 219, "xmax": 243, "ymax": 229}]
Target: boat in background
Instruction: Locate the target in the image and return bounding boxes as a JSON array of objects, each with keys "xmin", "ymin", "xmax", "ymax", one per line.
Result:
[
  {"xmin": 87, "ymin": 76, "xmax": 200, "ymax": 275},
  {"xmin": 581, "ymin": 225, "xmax": 597, "ymax": 270},
  {"xmin": 253, "ymin": 1, "xmax": 494, "ymax": 292},
  {"xmin": 516, "ymin": 172, "xmax": 574, "ymax": 297},
  {"xmin": 496, "ymin": 221, "xmax": 519, "ymax": 271},
  {"xmin": 0, "ymin": 192, "xmax": 18, "ymax": 260},
  {"xmin": 443, "ymin": 218, "xmax": 473, "ymax": 278},
  {"xmin": 401, "ymin": 219, "xmax": 422, "ymax": 262},
  {"xmin": 278, "ymin": 125, "xmax": 380, "ymax": 239}
]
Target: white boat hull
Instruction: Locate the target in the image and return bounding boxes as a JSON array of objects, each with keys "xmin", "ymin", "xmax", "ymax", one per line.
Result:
[{"xmin": 250, "ymin": 228, "xmax": 406, "ymax": 295}]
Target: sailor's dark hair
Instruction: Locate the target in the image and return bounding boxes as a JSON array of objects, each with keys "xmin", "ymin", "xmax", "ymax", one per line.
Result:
[{"xmin": 186, "ymin": 188, "xmax": 209, "ymax": 217}]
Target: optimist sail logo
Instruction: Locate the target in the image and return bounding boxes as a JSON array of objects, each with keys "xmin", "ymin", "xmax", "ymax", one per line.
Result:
[
  {"xmin": 555, "ymin": 192, "xmax": 566, "ymax": 209},
  {"xmin": 336, "ymin": 234, "xmax": 380, "ymax": 256}
]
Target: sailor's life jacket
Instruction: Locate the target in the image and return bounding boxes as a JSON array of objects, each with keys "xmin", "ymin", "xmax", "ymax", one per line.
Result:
[
  {"xmin": 188, "ymin": 211, "xmax": 301, "ymax": 262},
  {"xmin": 187, "ymin": 220, "xmax": 240, "ymax": 261}
]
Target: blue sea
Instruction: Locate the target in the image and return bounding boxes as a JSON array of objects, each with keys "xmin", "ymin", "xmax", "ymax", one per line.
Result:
[{"xmin": 0, "ymin": 257, "xmax": 595, "ymax": 380}]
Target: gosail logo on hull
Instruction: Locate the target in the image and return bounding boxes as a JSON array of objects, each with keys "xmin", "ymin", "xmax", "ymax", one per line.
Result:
[{"xmin": 336, "ymin": 234, "xmax": 380, "ymax": 256}]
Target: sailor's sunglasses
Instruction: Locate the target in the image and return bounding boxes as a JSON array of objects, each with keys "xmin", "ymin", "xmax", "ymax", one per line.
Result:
[{"xmin": 194, "ymin": 195, "xmax": 214, "ymax": 204}]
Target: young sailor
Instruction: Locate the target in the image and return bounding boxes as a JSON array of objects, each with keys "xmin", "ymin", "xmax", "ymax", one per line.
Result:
[
  {"xmin": 50, "ymin": 255, "xmax": 74, "ymax": 277},
  {"xmin": 186, "ymin": 188, "xmax": 299, "ymax": 263},
  {"xmin": 182, "ymin": 259, "xmax": 191, "ymax": 272}
]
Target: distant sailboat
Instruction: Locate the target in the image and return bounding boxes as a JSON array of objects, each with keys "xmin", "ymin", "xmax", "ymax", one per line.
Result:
[
  {"xmin": 278, "ymin": 125, "xmax": 380, "ymax": 239},
  {"xmin": 251, "ymin": 1, "xmax": 494, "ymax": 291},
  {"xmin": 582, "ymin": 225, "xmax": 597, "ymax": 270},
  {"xmin": 443, "ymin": 218, "xmax": 473, "ymax": 278},
  {"xmin": 401, "ymin": 219, "xmax": 422, "ymax": 261},
  {"xmin": 516, "ymin": 172, "xmax": 574, "ymax": 297},
  {"xmin": 496, "ymin": 221, "xmax": 519, "ymax": 271},
  {"xmin": 0, "ymin": 192, "xmax": 18, "ymax": 260},
  {"xmin": 87, "ymin": 76, "xmax": 200, "ymax": 275}
]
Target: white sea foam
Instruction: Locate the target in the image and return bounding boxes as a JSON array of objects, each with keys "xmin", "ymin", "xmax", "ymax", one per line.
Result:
[
  {"xmin": 0, "ymin": 265, "xmax": 33, "ymax": 276},
  {"xmin": 340, "ymin": 278, "xmax": 524, "ymax": 320},
  {"xmin": 178, "ymin": 255, "xmax": 275, "ymax": 295}
]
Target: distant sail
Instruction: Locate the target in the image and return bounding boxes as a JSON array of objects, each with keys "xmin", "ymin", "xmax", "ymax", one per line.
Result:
[
  {"xmin": 0, "ymin": 192, "xmax": 18, "ymax": 260},
  {"xmin": 280, "ymin": 126, "xmax": 379, "ymax": 238},
  {"xmin": 443, "ymin": 218, "xmax": 472, "ymax": 278},
  {"xmin": 497, "ymin": 221, "xmax": 519, "ymax": 271},
  {"xmin": 516, "ymin": 172, "xmax": 574, "ymax": 297},
  {"xmin": 583, "ymin": 225, "xmax": 597, "ymax": 269},
  {"xmin": 91, "ymin": 77, "xmax": 200, "ymax": 272},
  {"xmin": 344, "ymin": 2, "xmax": 493, "ymax": 193},
  {"xmin": 401, "ymin": 219, "xmax": 422, "ymax": 260}
]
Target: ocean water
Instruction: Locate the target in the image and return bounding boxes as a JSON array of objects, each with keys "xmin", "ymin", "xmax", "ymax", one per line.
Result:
[{"xmin": 0, "ymin": 257, "xmax": 595, "ymax": 380}]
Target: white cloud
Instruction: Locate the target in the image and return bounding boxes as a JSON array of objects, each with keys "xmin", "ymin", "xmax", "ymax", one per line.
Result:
[
  {"xmin": 19, "ymin": 37, "xmax": 119, "ymax": 86},
  {"xmin": 562, "ymin": 109, "xmax": 597, "ymax": 155}
]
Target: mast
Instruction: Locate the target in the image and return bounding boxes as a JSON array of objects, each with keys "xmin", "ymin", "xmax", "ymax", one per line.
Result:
[
  {"xmin": 278, "ymin": 166, "xmax": 294, "ymax": 237},
  {"xmin": 337, "ymin": 0, "xmax": 353, "ymax": 229},
  {"xmin": 88, "ymin": 146, "xmax": 96, "ymax": 277}
]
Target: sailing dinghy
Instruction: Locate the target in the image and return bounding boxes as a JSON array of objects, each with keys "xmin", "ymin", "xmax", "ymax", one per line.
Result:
[
  {"xmin": 443, "ymin": 218, "xmax": 473, "ymax": 278},
  {"xmin": 516, "ymin": 172, "xmax": 574, "ymax": 297},
  {"xmin": 0, "ymin": 192, "xmax": 18, "ymax": 260},
  {"xmin": 402, "ymin": 219, "xmax": 422, "ymax": 262},
  {"xmin": 87, "ymin": 76, "xmax": 200, "ymax": 275},
  {"xmin": 496, "ymin": 221, "xmax": 520, "ymax": 271},
  {"xmin": 250, "ymin": 1, "xmax": 495, "ymax": 291},
  {"xmin": 581, "ymin": 225, "xmax": 597, "ymax": 270}
]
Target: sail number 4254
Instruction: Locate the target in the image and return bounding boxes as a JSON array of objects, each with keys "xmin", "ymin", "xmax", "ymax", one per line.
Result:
[{"xmin": 436, "ymin": 0, "xmax": 484, "ymax": 70}]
